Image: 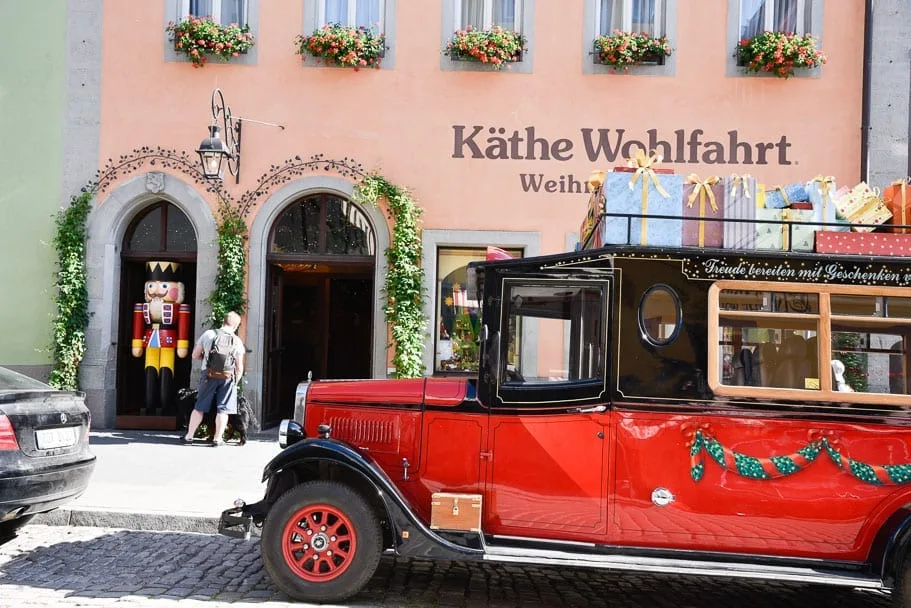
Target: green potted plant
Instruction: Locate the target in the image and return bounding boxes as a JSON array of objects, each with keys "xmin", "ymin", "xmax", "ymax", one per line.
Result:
[
  {"xmin": 443, "ymin": 26, "xmax": 527, "ymax": 70},
  {"xmin": 736, "ymin": 31, "xmax": 826, "ymax": 78},
  {"xmin": 295, "ymin": 23, "xmax": 386, "ymax": 70},
  {"xmin": 166, "ymin": 16, "xmax": 255, "ymax": 68},
  {"xmin": 593, "ymin": 30, "xmax": 672, "ymax": 70}
]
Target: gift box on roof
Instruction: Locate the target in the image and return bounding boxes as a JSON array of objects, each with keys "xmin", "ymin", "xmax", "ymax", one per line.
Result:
[
  {"xmin": 600, "ymin": 148, "xmax": 684, "ymax": 247},
  {"xmin": 763, "ymin": 183, "xmax": 811, "ymax": 209},
  {"xmin": 835, "ymin": 182, "xmax": 892, "ymax": 232},
  {"xmin": 682, "ymin": 174, "xmax": 725, "ymax": 247},
  {"xmin": 883, "ymin": 178, "xmax": 911, "ymax": 234},
  {"xmin": 754, "ymin": 208, "xmax": 816, "ymax": 252},
  {"xmin": 722, "ymin": 174, "xmax": 757, "ymax": 249},
  {"xmin": 805, "ymin": 175, "xmax": 849, "ymax": 232},
  {"xmin": 816, "ymin": 231, "xmax": 911, "ymax": 256}
]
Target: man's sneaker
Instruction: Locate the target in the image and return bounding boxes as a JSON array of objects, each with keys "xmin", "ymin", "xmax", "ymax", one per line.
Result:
[
  {"xmin": 181, "ymin": 436, "xmax": 193, "ymax": 445},
  {"xmin": 211, "ymin": 439, "xmax": 225, "ymax": 447}
]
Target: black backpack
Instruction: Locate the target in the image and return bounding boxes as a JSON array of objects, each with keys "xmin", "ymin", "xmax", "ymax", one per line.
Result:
[{"xmin": 206, "ymin": 329, "xmax": 236, "ymax": 380}]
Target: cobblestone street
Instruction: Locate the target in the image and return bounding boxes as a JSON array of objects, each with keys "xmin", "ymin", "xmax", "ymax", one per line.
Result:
[{"xmin": 0, "ymin": 525, "xmax": 893, "ymax": 607}]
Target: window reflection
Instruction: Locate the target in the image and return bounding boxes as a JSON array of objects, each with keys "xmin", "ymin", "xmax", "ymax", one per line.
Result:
[
  {"xmin": 720, "ymin": 317, "xmax": 819, "ymax": 390},
  {"xmin": 129, "ymin": 206, "xmax": 162, "ymax": 251},
  {"xmin": 269, "ymin": 195, "xmax": 374, "ymax": 256},
  {"xmin": 126, "ymin": 202, "xmax": 197, "ymax": 254},
  {"xmin": 436, "ymin": 247, "xmax": 522, "ymax": 373},
  {"xmin": 503, "ymin": 283, "xmax": 605, "ymax": 384},
  {"xmin": 715, "ymin": 287, "xmax": 911, "ymax": 397},
  {"xmin": 740, "ymin": 0, "xmax": 809, "ymax": 38}
]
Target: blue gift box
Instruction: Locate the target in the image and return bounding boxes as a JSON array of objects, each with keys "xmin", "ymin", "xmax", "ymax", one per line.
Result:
[
  {"xmin": 805, "ymin": 177, "xmax": 849, "ymax": 232},
  {"xmin": 601, "ymin": 170, "xmax": 685, "ymax": 247},
  {"xmin": 764, "ymin": 183, "xmax": 811, "ymax": 209}
]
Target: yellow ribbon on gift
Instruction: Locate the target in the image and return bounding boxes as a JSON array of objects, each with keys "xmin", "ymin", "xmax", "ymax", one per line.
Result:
[
  {"xmin": 891, "ymin": 177, "xmax": 911, "ymax": 229},
  {"xmin": 779, "ymin": 208, "xmax": 791, "ymax": 251},
  {"xmin": 685, "ymin": 174, "xmax": 720, "ymax": 247},
  {"xmin": 729, "ymin": 173, "xmax": 753, "ymax": 198},
  {"xmin": 811, "ymin": 175, "xmax": 836, "ymax": 222},
  {"xmin": 626, "ymin": 148, "xmax": 670, "ymax": 245}
]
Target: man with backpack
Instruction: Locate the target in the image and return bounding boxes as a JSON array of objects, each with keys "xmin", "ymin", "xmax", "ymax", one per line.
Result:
[{"xmin": 183, "ymin": 311, "xmax": 246, "ymax": 446}]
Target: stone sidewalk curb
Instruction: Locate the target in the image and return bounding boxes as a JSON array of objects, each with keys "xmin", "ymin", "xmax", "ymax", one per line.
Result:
[{"xmin": 32, "ymin": 507, "xmax": 223, "ymax": 534}]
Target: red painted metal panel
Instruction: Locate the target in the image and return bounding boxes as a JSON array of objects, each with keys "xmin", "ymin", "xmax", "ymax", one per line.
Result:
[
  {"xmin": 307, "ymin": 379, "xmax": 426, "ymax": 406},
  {"xmin": 484, "ymin": 413, "xmax": 609, "ymax": 540},
  {"xmin": 406, "ymin": 412, "xmax": 487, "ymax": 524},
  {"xmin": 609, "ymin": 409, "xmax": 911, "ymax": 561},
  {"xmin": 423, "ymin": 378, "xmax": 469, "ymax": 407},
  {"xmin": 306, "ymin": 404, "xmax": 422, "ymax": 479}
]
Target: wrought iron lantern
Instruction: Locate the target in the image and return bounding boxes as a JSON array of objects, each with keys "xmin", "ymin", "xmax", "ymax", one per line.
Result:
[{"xmin": 196, "ymin": 88, "xmax": 283, "ymax": 183}]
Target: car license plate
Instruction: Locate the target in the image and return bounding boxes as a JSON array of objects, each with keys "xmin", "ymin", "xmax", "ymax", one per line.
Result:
[{"xmin": 35, "ymin": 426, "xmax": 78, "ymax": 450}]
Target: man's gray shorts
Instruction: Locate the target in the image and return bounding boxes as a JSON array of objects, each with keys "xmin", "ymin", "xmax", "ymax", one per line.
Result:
[{"xmin": 195, "ymin": 373, "xmax": 238, "ymax": 415}]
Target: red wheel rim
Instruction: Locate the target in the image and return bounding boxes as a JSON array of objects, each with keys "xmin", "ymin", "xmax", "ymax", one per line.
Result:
[{"xmin": 281, "ymin": 503, "xmax": 358, "ymax": 582}]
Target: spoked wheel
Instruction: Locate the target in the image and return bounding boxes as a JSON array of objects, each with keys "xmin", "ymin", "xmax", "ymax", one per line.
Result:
[
  {"xmin": 282, "ymin": 503, "xmax": 357, "ymax": 582},
  {"xmin": 262, "ymin": 481, "xmax": 382, "ymax": 603}
]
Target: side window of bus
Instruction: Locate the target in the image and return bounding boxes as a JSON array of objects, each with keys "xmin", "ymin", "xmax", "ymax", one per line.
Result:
[
  {"xmin": 830, "ymin": 294, "xmax": 910, "ymax": 395},
  {"xmin": 718, "ymin": 289, "xmax": 821, "ymax": 390},
  {"xmin": 715, "ymin": 287, "xmax": 911, "ymax": 396},
  {"xmin": 503, "ymin": 283, "xmax": 605, "ymax": 384}
]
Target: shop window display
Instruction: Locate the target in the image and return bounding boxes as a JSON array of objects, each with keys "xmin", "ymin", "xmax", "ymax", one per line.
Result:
[{"xmin": 436, "ymin": 246, "xmax": 521, "ymax": 373}]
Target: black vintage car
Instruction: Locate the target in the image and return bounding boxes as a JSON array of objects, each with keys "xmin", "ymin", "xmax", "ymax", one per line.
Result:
[{"xmin": 0, "ymin": 367, "xmax": 95, "ymax": 542}]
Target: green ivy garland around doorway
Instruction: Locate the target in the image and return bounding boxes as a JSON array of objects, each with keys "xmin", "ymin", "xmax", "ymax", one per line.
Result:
[
  {"xmin": 48, "ymin": 149, "xmax": 426, "ymax": 389},
  {"xmin": 49, "ymin": 191, "xmax": 92, "ymax": 391},
  {"xmin": 354, "ymin": 174, "xmax": 427, "ymax": 378},
  {"xmin": 207, "ymin": 200, "xmax": 248, "ymax": 328}
]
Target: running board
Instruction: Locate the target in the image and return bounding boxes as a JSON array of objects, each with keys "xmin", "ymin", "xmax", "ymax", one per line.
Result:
[{"xmin": 482, "ymin": 544, "xmax": 884, "ymax": 590}]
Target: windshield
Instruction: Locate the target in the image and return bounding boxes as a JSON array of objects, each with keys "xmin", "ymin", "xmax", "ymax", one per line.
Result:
[{"xmin": 0, "ymin": 366, "xmax": 52, "ymax": 391}]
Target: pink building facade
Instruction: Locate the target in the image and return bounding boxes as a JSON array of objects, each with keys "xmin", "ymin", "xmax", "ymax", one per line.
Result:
[{"xmin": 81, "ymin": 0, "xmax": 864, "ymax": 428}]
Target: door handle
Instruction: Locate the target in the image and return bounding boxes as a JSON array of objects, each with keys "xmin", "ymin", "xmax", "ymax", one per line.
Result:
[{"xmin": 570, "ymin": 405, "xmax": 607, "ymax": 414}]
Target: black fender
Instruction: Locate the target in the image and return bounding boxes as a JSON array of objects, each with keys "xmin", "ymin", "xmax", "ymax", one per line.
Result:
[{"xmin": 258, "ymin": 437, "xmax": 484, "ymax": 561}]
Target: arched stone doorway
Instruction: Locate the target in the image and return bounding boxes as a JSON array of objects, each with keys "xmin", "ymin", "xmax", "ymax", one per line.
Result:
[
  {"xmin": 262, "ymin": 193, "xmax": 377, "ymax": 425},
  {"xmin": 115, "ymin": 201, "xmax": 198, "ymax": 429}
]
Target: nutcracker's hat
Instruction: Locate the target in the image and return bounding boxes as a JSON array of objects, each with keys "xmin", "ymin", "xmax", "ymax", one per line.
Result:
[{"xmin": 146, "ymin": 260, "xmax": 180, "ymax": 281}]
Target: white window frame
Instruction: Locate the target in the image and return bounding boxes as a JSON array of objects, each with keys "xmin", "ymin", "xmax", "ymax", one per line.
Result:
[
  {"xmin": 583, "ymin": 0, "xmax": 676, "ymax": 76},
  {"xmin": 167, "ymin": 0, "xmax": 258, "ymax": 64},
  {"xmin": 599, "ymin": 0, "xmax": 664, "ymax": 35},
  {"xmin": 727, "ymin": 0, "xmax": 821, "ymax": 77},
  {"xmin": 739, "ymin": 0, "xmax": 808, "ymax": 35},
  {"xmin": 318, "ymin": 0, "xmax": 386, "ymax": 31},
  {"xmin": 454, "ymin": 0, "xmax": 524, "ymax": 31},
  {"xmin": 180, "ymin": 0, "xmax": 248, "ymax": 24}
]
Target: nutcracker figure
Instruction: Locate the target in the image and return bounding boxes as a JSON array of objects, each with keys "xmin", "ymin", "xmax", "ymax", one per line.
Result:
[{"xmin": 132, "ymin": 261, "xmax": 191, "ymax": 414}]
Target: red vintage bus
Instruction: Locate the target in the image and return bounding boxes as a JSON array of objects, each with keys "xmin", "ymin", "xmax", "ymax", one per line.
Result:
[{"xmin": 221, "ymin": 213, "xmax": 911, "ymax": 607}]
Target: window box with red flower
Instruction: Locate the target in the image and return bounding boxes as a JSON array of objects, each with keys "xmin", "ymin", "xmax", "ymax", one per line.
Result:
[
  {"xmin": 592, "ymin": 30, "xmax": 672, "ymax": 71},
  {"xmin": 735, "ymin": 31, "xmax": 826, "ymax": 78},
  {"xmin": 443, "ymin": 26, "xmax": 527, "ymax": 71},
  {"xmin": 295, "ymin": 23, "xmax": 386, "ymax": 70},
  {"xmin": 166, "ymin": 16, "xmax": 255, "ymax": 68}
]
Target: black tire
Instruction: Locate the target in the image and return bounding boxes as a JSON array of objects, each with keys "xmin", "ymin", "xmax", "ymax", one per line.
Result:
[
  {"xmin": 0, "ymin": 515, "xmax": 35, "ymax": 545},
  {"xmin": 895, "ymin": 556, "xmax": 911, "ymax": 608},
  {"xmin": 261, "ymin": 481, "xmax": 383, "ymax": 604}
]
